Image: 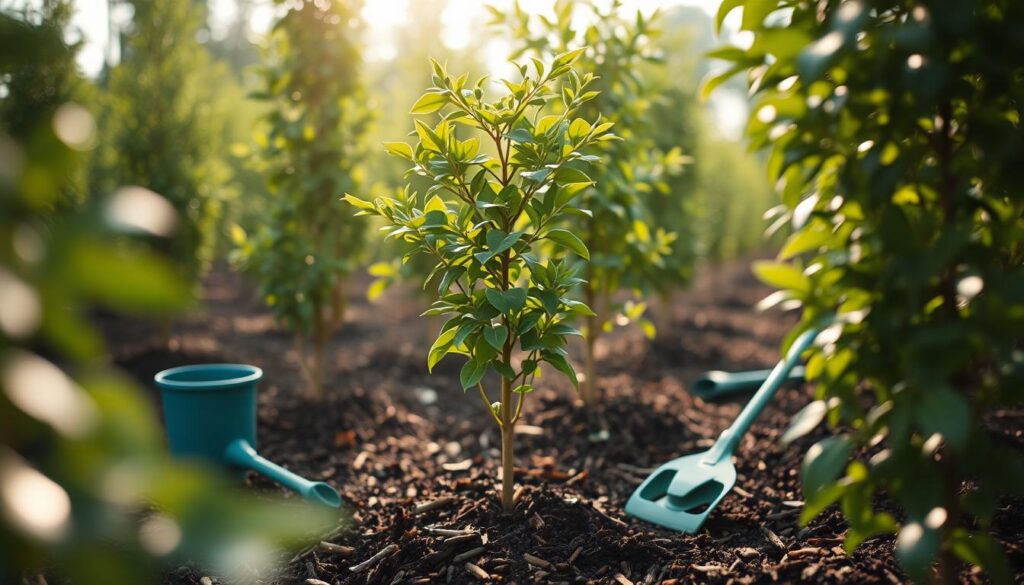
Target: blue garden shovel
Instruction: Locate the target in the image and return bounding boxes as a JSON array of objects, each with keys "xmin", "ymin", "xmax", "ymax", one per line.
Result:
[
  {"xmin": 155, "ymin": 363, "xmax": 341, "ymax": 508},
  {"xmin": 625, "ymin": 327, "xmax": 819, "ymax": 532}
]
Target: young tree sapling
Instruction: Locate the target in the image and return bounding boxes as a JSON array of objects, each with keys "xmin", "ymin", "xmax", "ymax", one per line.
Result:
[{"xmin": 346, "ymin": 52, "xmax": 615, "ymax": 512}]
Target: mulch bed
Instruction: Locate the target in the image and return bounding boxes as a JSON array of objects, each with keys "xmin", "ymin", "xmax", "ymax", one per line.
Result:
[{"xmin": 105, "ymin": 261, "xmax": 1024, "ymax": 584}]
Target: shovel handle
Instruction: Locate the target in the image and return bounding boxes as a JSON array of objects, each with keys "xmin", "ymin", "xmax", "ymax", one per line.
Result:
[{"xmin": 704, "ymin": 326, "xmax": 820, "ymax": 463}]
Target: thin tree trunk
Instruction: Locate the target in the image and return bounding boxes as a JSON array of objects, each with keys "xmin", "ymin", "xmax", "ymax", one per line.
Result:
[{"xmin": 500, "ymin": 375, "xmax": 514, "ymax": 513}]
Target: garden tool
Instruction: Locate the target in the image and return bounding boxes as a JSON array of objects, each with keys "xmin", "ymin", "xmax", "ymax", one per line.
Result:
[
  {"xmin": 625, "ymin": 327, "xmax": 819, "ymax": 532},
  {"xmin": 155, "ymin": 363, "xmax": 341, "ymax": 508},
  {"xmin": 690, "ymin": 365, "xmax": 806, "ymax": 401}
]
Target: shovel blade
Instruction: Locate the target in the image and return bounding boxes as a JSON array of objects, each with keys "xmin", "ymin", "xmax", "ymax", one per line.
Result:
[{"xmin": 625, "ymin": 451, "xmax": 737, "ymax": 533}]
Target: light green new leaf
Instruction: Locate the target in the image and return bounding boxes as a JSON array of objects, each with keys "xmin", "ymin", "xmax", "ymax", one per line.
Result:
[
  {"xmin": 410, "ymin": 91, "xmax": 449, "ymax": 114},
  {"xmin": 752, "ymin": 260, "xmax": 810, "ymax": 294},
  {"xmin": 383, "ymin": 141, "xmax": 414, "ymax": 159}
]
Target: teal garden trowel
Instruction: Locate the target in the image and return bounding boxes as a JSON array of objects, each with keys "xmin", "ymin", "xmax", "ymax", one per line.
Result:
[
  {"xmin": 625, "ymin": 327, "xmax": 819, "ymax": 532},
  {"xmin": 690, "ymin": 365, "xmax": 806, "ymax": 401}
]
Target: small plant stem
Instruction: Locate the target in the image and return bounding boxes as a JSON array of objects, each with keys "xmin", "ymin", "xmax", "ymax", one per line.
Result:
[
  {"xmin": 500, "ymin": 375, "xmax": 515, "ymax": 513},
  {"xmin": 582, "ymin": 259, "xmax": 599, "ymax": 405}
]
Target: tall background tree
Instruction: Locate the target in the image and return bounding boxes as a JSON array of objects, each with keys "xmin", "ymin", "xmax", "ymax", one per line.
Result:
[
  {"xmin": 233, "ymin": 0, "xmax": 369, "ymax": 398},
  {"xmin": 494, "ymin": 0, "xmax": 691, "ymax": 404},
  {"xmin": 94, "ymin": 0, "xmax": 229, "ymax": 285}
]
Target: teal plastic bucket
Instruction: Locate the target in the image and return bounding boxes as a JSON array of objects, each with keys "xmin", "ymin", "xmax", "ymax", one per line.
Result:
[
  {"xmin": 156, "ymin": 363, "xmax": 262, "ymax": 462},
  {"xmin": 155, "ymin": 363, "xmax": 340, "ymax": 508}
]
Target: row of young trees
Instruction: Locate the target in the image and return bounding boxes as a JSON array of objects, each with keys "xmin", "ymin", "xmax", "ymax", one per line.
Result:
[{"xmin": 236, "ymin": 0, "xmax": 727, "ymax": 399}]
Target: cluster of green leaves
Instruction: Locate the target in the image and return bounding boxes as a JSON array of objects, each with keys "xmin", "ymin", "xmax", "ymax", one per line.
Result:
[
  {"xmin": 0, "ymin": 11, "xmax": 326, "ymax": 583},
  {"xmin": 93, "ymin": 0, "xmax": 229, "ymax": 284},
  {"xmin": 346, "ymin": 51, "xmax": 614, "ymax": 509},
  {"xmin": 232, "ymin": 0, "xmax": 370, "ymax": 396},
  {"xmin": 711, "ymin": 0, "xmax": 1024, "ymax": 581},
  {"xmin": 492, "ymin": 0, "xmax": 690, "ymax": 401}
]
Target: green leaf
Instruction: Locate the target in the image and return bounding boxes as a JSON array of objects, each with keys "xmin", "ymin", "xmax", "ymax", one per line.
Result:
[
  {"xmin": 483, "ymin": 324, "xmax": 508, "ymax": 350},
  {"xmin": 741, "ymin": 0, "xmax": 778, "ymax": 31},
  {"xmin": 521, "ymin": 168, "xmax": 551, "ymax": 182},
  {"xmin": 427, "ymin": 326, "xmax": 458, "ymax": 372},
  {"xmin": 916, "ymin": 386, "xmax": 972, "ymax": 452},
  {"xmin": 545, "ymin": 229, "xmax": 590, "ymax": 260},
  {"xmin": 425, "ymin": 194, "xmax": 447, "ymax": 214},
  {"xmin": 485, "ymin": 287, "xmax": 528, "ymax": 314},
  {"xmin": 552, "ymin": 47, "xmax": 586, "ymax": 69},
  {"xmin": 493, "ymin": 360, "xmax": 516, "ymax": 379},
  {"xmin": 414, "ymin": 119, "xmax": 443, "ymax": 152},
  {"xmin": 781, "ymin": 400, "xmax": 828, "ymax": 445},
  {"xmin": 69, "ymin": 243, "xmax": 191, "ymax": 313},
  {"xmin": 752, "ymin": 260, "xmax": 810, "ymax": 293},
  {"xmin": 343, "ymin": 193, "xmax": 376, "ymax": 212},
  {"xmin": 384, "ymin": 141, "xmax": 414, "ymax": 159},
  {"xmin": 544, "ymin": 352, "xmax": 579, "ymax": 388},
  {"xmin": 895, "ymin": 522, "xmax": 940, "ymax": 583},
  {"xmin": 778, "ymin": 228, "xmax": 831, "ymax": 260},
  {"xmin": 460, "ymin": 358, "xmax": 487, "ymax": 390},
  {"xmin": 952, "ymin": 530, "xmax": 1010, "ymax": 585},
  {"xmin": 715, "ymin": 0, "xmax": 744, "ymax": 33},
  {"xmin": 486, "ymin": 230, "xmax": 522, "ymax": 255},
  {"xmin": 512, "ymin": 384, "xmax": 534, "ymax": 394},
  {"xmin": 802, "ymin": 436, "xmax": 852, "ymax": 498},
  {"xmin": 410, "ymin": 91, "xmax": 449, "ymax": 114}
]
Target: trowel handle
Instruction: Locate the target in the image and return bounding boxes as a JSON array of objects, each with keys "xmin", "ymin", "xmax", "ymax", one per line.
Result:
[
  {"xmin": 223, "ymin": 439, "xmax": 341, "ymax": 508},
  {"xmin": 706, "ymin": 327, "xmax": 820, "ymax": 463},
  {"xmin": 691, "ymin": 366, "xmax": 806, "ymax": 400}
]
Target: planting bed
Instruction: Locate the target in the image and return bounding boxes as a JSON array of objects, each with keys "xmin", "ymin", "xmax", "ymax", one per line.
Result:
[{"xmin": 107, "ymin": 261, "xmax": 1024, "ymax": 584}]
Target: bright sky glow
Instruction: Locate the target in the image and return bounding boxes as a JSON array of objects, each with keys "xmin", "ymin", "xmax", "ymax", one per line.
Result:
[
  {"xmin": 67, "ymin": 0, "xmax": 726, "ymax": 74},
  {"xmin": 56, "ymin": 0, "xmax": 745, "ymax": 138}
]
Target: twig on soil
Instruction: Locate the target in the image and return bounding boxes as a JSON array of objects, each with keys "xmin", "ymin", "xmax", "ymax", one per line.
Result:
[
  {"xmin": 615, "ymin": 462, "xmax": 656, "ymax": 475},
  {"xmin": 442, "ymin": 533, "xmax": 479, "ymax": 548},
  {"xmin": 513, "ymin": 485, "xmax": 525, "ymax": 506},
  {"xmin": 568, "ymin": 546, "xmax": 583, "ymax": 565},
  {"xmin": 423, "ymin": 526, "xmax": 474, "ymax": 537},
  {"xmin": 319, "ymin": 541, "xmax": 354, "ymax": 556},
  {"xmin": 786, "ymin": 547, "xmax": 824, "ymax": 558},
  {"xmin": 760, "ymin": 525, "xmax": 786, "ymax": 550},
  {"xmin": 566, "ymin": 468, "xmax": 589, "ymax": 486},
  {"xmin": 288, "ymin": 524, "xmax": 347, "ymax": 564},
  {"xmin": 349, "ymin": 544, "xmax": 398, "ymax": 574},
  {"xmin": 353, "ymin": 451, "xmax": 370, "ymax": 470},
  {"xmin": 453, "ymin": 547, "xmax": 486, "ymax": 563},
  {"xmin": 524, "ymin": 553, "xmax": 551, "ymax": 568},
  {"xmin": 304, "ymin": 580, "xmax": 330, "ymax": 585},
  {"xmin": 692, "ymin": 564, "xmax": 725, "ymax": 573},
  {"xmin": 465, "ymin": 562, "xmax": 490, "ymax": 580},
  {"xmin": 415, "ymin": 496, "xmax": 456, "ymax": 514},
  {"xmin": 590, "ymin": 502, "xmax": 628, "ymax": 527},
  {"xmin": 767, "ymin": 508, "xmax": 801, "ymax": 521},
  {"xmin": 614, "ymin": 573, "xmax": 634, "ymax": 585}
]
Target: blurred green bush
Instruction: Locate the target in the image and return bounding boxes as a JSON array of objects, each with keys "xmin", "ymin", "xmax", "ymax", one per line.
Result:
[{"xmin": 0, "ymin": 5, "xmax": 331, "ymax": 583}]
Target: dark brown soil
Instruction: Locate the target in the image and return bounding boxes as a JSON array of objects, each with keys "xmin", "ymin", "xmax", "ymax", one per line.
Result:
[{"xmin": 106, "ymin": 260, "xmax": 1024, "ymax": 584}]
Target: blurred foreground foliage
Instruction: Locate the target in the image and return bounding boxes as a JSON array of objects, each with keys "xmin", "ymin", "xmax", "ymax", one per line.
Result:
[
  {"xmin": 0, "ymin": 6, "xmax": 331, "ymax": 583},
  {"xmin": 711, "ymin": 0, "xmax": 1024, "ymax": 581}
]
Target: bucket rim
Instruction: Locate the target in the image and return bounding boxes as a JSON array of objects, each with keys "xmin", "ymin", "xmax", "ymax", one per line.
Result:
[{"xmin": 155, "ymin": 363, "xmax": 263, "ymax": 391}]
